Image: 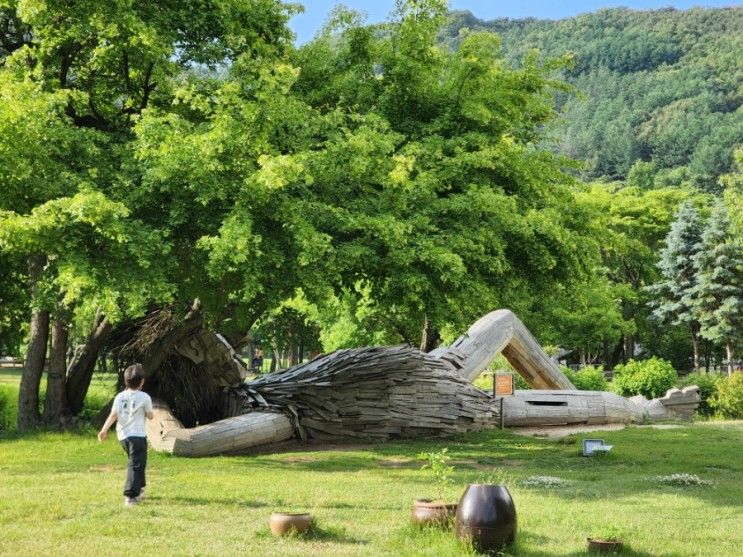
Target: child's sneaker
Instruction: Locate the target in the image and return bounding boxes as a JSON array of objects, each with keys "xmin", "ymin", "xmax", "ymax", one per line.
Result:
[{"xmin": 124, "ymin": 497, "xmax": 138, "ymax": 507}]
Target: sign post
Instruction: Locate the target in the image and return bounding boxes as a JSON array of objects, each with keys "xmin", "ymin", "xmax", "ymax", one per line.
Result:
[{"xmin": 493, "ymin": 372, "xmax": 515, "ymax": 430}]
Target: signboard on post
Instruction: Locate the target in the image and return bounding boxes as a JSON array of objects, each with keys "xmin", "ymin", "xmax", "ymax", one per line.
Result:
[
  {"xmin": 494, "ymin": 372, "xmax": 515, "ymax": 397},
  {"xmin": 494, "ymin": 372, "xmax": 514, "ymax": 430}
]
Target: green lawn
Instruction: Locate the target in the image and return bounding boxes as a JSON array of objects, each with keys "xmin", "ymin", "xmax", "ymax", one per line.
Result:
[
  {"xmin": 2, "ymin": 370, "xmax": 742, "ymax": 556},
  {"xmin": 1, "ymin": 420, "xmax": 742, "ymax": 556}
]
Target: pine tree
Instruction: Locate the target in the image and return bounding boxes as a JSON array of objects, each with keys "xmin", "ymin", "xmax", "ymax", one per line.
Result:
[
  {"xmin": 693, "ymin": 200, "xmax": 743, "ymax": 375},
  {"xmin": 647, "ymin": 202, "xmax": 704, "ymax": 370}
]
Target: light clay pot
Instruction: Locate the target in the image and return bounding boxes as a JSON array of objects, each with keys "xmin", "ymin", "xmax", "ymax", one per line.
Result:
[{"xmin": 269, "ymin": 512, "xmax": 312, "ymax": 536}]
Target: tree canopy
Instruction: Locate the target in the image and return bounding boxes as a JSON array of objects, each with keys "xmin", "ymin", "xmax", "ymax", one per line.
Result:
[{"xmin": 0, "ymin": 1, "xmax": 740, "ymax": 428}]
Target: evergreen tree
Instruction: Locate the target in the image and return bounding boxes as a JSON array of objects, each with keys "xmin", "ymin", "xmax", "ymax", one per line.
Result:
[
  {"xmin": 647, "ymin": 201, "xmax": 704, "ymax": 370},
  {"xmin": 693, "ymin": 201, "xmax": 743, "ymax": 375}
]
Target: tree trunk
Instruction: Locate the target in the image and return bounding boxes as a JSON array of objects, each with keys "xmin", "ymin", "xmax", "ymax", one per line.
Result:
[
  {"xmin": 98, "ymin": 352, "xmax": 108, "ymax": 373},
  {"xmin": 606, "ymin": 338, "xmax": 624, "ymax": 370},
  {"xmin": 18, "ymin": 255, "xmax": 49, "ymax": 430},
  {"xmin": 726, "ymin": 344, "xmax": 734, "ymax": 376},
  {"xmin": 624, "ymin": 334, "xmax": 635, "ymax": 361},
  {"xmin": 420, "ymin": 315, "xmax": 440, "ymax": 353},
  {"xmin": 602, "ymin": 341, "xmax": 610, "ymax": 369},
  {"xmin": 44, "ymin": 316, "xmax": 70, "ymax": 423},
  {"xmin": 65, "ymin": 312, "xmax": 112, "ymax": 415},
  {"xmin": 270, "ymin": 346, "xmax": 278, "ymax": 372},
  {"xmin": 289, "ymin": 342, "xmax": 299, "ymax": 367},
  {"xmin": 690, "ymin": 323, "xmax": 700, "ymax": 372}
]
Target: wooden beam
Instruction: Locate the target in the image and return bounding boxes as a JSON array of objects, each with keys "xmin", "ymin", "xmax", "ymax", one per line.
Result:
[{"xmin": 437, "ymin": 309, "xmax": 575, "ymax": 390}]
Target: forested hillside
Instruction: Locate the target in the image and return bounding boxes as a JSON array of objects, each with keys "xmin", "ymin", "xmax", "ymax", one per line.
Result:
[{"xmin": 443, "ymin": 7, "xmax": 743, "ymax": 191}]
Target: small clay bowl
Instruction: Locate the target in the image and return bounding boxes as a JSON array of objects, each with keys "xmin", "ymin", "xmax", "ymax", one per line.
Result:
[{"xmin": 269, "ymin": 512, "xmax": 312, "ymax": 536}]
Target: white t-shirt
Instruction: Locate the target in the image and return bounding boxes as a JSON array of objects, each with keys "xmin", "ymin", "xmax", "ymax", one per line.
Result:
[{"xmin": 113, "ymin": 390, "xmax": 153, "ymax": 441}]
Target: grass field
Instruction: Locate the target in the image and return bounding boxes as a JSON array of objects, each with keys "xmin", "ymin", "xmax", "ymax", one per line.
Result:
[{"xmin": 1, "ymin": 372, "xmax": 742, "ymax": 556}]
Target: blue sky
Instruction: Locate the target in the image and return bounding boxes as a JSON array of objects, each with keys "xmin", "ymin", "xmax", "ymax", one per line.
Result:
[{"xmin": 290, "ymin": 1, "xmax": 739, "ymax": 43}]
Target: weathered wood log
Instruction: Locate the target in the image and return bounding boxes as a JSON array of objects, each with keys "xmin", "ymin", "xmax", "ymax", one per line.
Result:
[
  {"xmin": 501, "ymin": 390, "xmax": 645, "ymax": 427},
  {"xmin": 146, "ymin": 399, "xmax": 293, "ymax": 457},
  {"xmin": 629, "ymin": 386, "xmax": 701, "ymax": 421},
  {"xmin": 434, "ymin": 309, "xmax": 574, "ymax": 389}
]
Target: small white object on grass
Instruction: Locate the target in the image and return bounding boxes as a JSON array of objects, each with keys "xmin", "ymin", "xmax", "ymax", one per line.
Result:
[{"xmin": 582, "ymin": 438, "xmax": 613, "ymax": 456}]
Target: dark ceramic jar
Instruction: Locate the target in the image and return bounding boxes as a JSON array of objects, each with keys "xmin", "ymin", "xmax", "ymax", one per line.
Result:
[{"xmin": 455, "ymin": 484, "xmax": 516, "ymax": 553}]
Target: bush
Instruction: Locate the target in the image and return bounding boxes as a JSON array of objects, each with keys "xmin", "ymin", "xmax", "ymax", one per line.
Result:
[
  {"xmin": 611, "ymin": 357, "xmax": 678, "ymax": 399},
  {"xmin": 679, "ymin": 372, "xmax": 725, "ymax": 417},
  {"xmin": 709, "ymin": 373, "xmax": 743, "ymax": 419},
  {"xmin": 514, "ymin": 373, "xmax": 531, "ymax": 390},
  {"xmin": 562, "ymin": 366, "xmax": 608, "ymax": 391},
  {"xmin": 0, "ymin": 385, "xmax": 17, "ymax": 431}
]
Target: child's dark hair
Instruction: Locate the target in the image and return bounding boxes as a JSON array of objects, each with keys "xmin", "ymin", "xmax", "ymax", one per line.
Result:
[{"xmin": 124, "ymin": 363, "xmax": 145, "ymax": 389}]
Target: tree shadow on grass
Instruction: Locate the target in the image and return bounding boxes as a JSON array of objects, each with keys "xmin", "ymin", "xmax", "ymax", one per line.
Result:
[
  {"xmin": 513, "ymin": 547, "xmax": 681, "ymax": 557},
  {"xmin": 254, "ymin": 521, "xmax": 368, "ymax": 545},
  {"xmin": 316, "ymin": 500, "xmax": 403, "ymax": 511},
  {"xmin": 239, "ymin": 425, "xmax": 743, "ymax": 510},
  {"xmin": 150, "ymin": 495, "xmax": 271, "ymax": 508},
  {"xmin": 502, "ymin": 530, "xmax": 685, "ymax": 557}
]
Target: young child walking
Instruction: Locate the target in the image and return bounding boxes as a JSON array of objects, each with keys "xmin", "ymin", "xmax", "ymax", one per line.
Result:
[{"xmin": 98, "ymin": 363, "xmax": 154, "ymax": 507}]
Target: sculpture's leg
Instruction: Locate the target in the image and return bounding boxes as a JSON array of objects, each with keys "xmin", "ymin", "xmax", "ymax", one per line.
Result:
[
  {"xmin": 146, "ymin": 399, "xmax": 292, "ymax": 456},
  {"xmin": 434, "ymin": 309, "xmax": 575, "ymax": 390},
  {"xmin": 501, "ymin": 390, "xmax": 645, "ymax": 427}
]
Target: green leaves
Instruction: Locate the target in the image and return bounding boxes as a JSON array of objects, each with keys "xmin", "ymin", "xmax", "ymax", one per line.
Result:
[
  {"xmin": 692, "ymin": 200, "xmax": 743, "ymax": 348},
  {"xmin": 0, "ymin": 190, "xmax": 173, "ymax": 323}
]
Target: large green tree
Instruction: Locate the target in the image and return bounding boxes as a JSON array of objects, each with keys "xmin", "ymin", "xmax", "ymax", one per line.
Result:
[
  {"xmin": 565, "ymin": 183, "xmax": 695, "ymax": 368},
  {"xmin": 284, "ymin": 0, "xmax": 599, "ymax": 347},
  {"xmin": 647, "ymin": 201, "xmax": 705, "ymax": 370},
  {"xmin": 693, "ymin": 201, "xmax": 743, "ymax": 374},
  {"xmin": 0, "ymin": 0, "xmax": 297, "ymax": 427}
]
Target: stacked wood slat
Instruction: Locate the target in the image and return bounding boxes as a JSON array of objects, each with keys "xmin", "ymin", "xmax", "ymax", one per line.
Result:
[
  {"xmin": 238, "ymin": 345, "xmax": 495, "ymax": 441},
  {"xmin": 174, "ymin": 329, "xmax": 246, "ymax": 386}
]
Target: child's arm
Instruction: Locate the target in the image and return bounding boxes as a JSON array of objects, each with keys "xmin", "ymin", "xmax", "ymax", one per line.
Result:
[{"xmin": 97, "ymin": 410, "xmax": 118, "ymax": 443}]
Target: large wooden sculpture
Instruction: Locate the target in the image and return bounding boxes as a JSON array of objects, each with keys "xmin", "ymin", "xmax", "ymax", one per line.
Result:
[{"xmin": 144, "ymin": 310, "xmax": 698, "ymax": 456}]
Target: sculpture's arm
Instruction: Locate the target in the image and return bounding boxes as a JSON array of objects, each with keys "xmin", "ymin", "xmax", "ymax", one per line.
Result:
[{"xmin": 434, "ymin": 309, "xmax": 576, "ymax": 390}]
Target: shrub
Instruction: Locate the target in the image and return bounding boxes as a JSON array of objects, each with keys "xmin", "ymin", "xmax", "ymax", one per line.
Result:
[
  {"xmin": 474, "ymin": 371, "xmax": 532, "ymax": 391},
  {"xmin": 562, "ymin": 366, "xmax": 608, "ymax": 391},
  {"xmin": 679, "ymin": 372, "xmax": 725, "ymax": 417},
  {"xmin": 417, "ymin": 448, "xmax": 454, "ymax": 501},
  {"xmin": 0, "ymin": 385, "xmax": 17, "ymax": 431},
  {"xmin": 514, "ymin": 374, "xmax": 531, "ymax": 390},
  {"xmin": 611, "ymin": 357, "xmax": 678, "ymax": 399},
  {"xmin": 653, "ymin": 473, "xmax": 712, "ymax": 487},
  {"xmin": 709, "ymin": 372, "xmax": 743, "ymax": 419}
]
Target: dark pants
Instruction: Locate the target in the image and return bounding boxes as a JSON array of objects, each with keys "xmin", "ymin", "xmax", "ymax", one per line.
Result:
[{"xmin": 120, "ymin": 437, "xmax": 147, "ymax": 498}]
